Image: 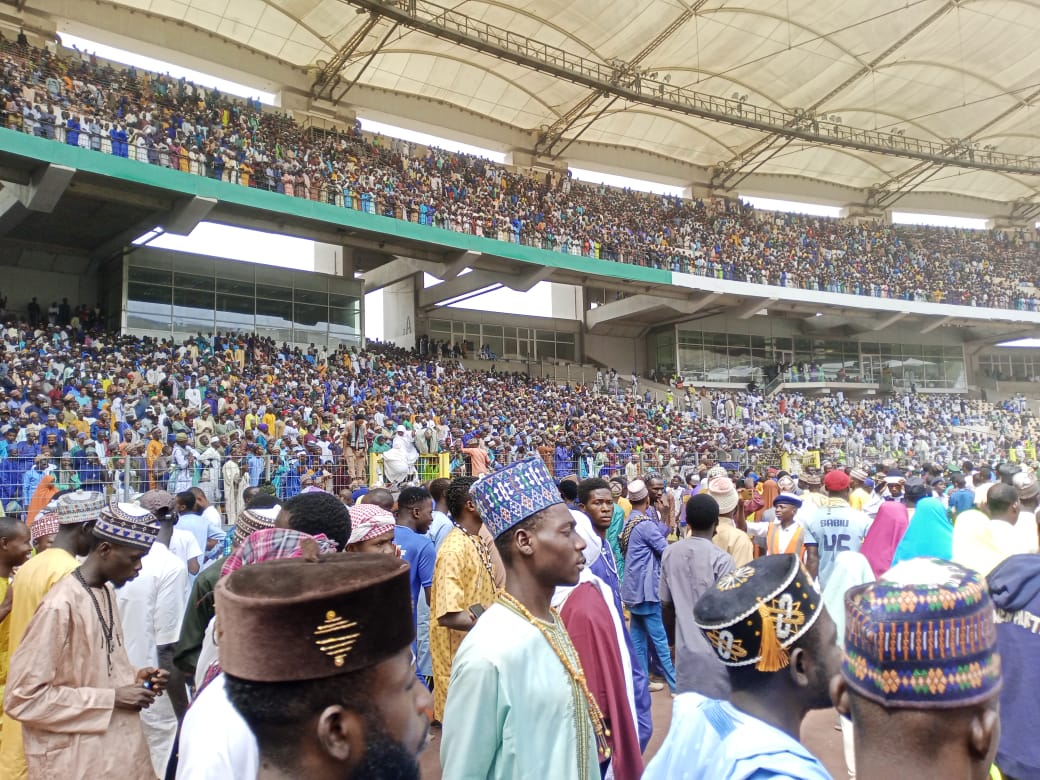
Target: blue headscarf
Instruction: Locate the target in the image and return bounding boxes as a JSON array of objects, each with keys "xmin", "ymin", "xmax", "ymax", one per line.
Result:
[{"xmin": 891, "ymin": 497, "xmax": 953, "ymax": 566}]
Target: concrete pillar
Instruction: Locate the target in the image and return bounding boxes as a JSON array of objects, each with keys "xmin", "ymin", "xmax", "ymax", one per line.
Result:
[{"xmin": 382, "ymin": 276, "xmax": 417, "ymax": 350}]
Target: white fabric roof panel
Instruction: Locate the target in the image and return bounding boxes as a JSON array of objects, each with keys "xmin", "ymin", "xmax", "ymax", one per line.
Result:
[{"xmin": 103, "ymin": 0, "xmax": 1040, "ymax": 203}]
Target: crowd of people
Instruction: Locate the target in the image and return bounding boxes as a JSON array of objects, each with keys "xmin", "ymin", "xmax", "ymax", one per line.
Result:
[
  {"xmin": 2, "ymin": 36, "xmax": 1040, "ymax": 311},
  {"xmin": 0, "ymin": 313, "xmax": 1034, "ymax": 529},
  {"xmin": 0, "ymin": 424, "xmax": 1036, "ymax": 779}
]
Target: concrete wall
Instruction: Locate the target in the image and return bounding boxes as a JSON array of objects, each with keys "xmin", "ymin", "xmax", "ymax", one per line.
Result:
[
  {"xmin": 584, "ymin": 332, "xmax": 647, "ymax": 375},
  {"xmin": 1, "ymin": 265, "xmax": 99, "ymax": 316}
]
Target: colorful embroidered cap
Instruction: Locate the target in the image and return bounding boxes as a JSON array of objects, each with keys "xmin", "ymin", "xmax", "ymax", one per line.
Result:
[
  {"xmin": 842, "ymin": 557, "xmax": 1001, "ymax": 709},
  {"xmin": 695, "ymin": 553, "xmax": 823, "ymax": 673},
  {"xmin": 57, "ymin": 490, "xmax": 106, "ymax": 525},
  {"xmin": 215, "ymin": 553, "xmax": 413, "ymax": 681},
  {"xmin": 31, "ymin": 511, "xmax": 59, "ymax": 543},
  {"xmin": 93, "ymin": 502, "xmax": 160, "ymax": 551},
  {"xmin": 233, "ymin": 505, "xmax": 282, "ymax": 547},
  {"xmin": 470, "ymin": 457, "xmax": 563, "ymax": 539}
]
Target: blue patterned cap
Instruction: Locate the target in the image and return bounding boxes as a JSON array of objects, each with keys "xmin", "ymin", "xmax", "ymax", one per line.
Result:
[
  {"xmin": 57, "ymin": 490, "xmax": 106, "ymax": 525},
  {"xmin": 470, "ymin": 458, "xmax": 563, "ymax": 538},
  {"xmin": 842, "ymin": 558, "xmax": 1000, "ymax": 709},
  {"xmin": 93, "ymin": 502, "xmax": 160, "ymax": 551}
]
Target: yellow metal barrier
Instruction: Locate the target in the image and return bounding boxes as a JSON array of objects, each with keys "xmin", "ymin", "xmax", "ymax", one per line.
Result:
[{"xmin": 368, "ymin": 453, "xmax": 451, "ymax": 487}]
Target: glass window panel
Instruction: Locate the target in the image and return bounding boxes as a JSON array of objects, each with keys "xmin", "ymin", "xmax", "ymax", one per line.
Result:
[
  {"xmin": 328, "ymin": 308, "xmax": 358, "ymax": 327},
  {"xmin": 556, "ymin": 342, "xmax": 575, "ymax": 361},
  {"xmin": 329, "ymin": 293, "xmax": 359, "ymax": 309},
  {"xmin": 293, "ymin": 303, "xmax": 329, "ymax": 328},
  {"xmin": 129, "ymin": 267, "xmax": 172, "ymax": 286},
  {"xmin": 256, "ymin": 297, "xmax": 293, "ymax": 324},
  {"xmin": 557, "ymin": 333, "xmax": 575, "ymax": 344},
  {"xmin": 175, "ymin": 273, "xmax": 214, "ymax": 292},
  {"xmin": 128, "ymin": 282, "xmax": 172, "ymax": 305},
  {"xmin": 256, "ymin": 283, "xmax": 292, "ymax": 300},
  {"xmin": 294, "ymin": 288, "xmax": 328, "ymax": 306},
  {"xmin": 535, "ymin": 330, "xmax": 556, "ymax": 341},
  {"xmin": 482, "ymin": 324, "xmax": 504, "ymax": 337},
  {"xmin": 127, "ymin": 300, "xmax": 171, "ymax": 333},
  {"xmin": 216, "ymin": 277, "xmax": 255, "ymax": 296}
]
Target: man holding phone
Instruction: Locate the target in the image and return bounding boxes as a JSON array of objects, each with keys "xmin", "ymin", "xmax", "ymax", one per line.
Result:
[{"xmin": 5, "ymin": 502, "xmax": 167, "ymax": 779}]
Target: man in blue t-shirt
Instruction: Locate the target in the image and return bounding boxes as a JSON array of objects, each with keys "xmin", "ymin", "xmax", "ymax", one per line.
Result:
[
  {"xmin": 802, "ymin": 469, "xmax": 871, "ymax": 589},
  {"xmin": 391, "ymin": 486, "xmax": 436, "ymax": 685},
  {"xmin": 947, "ymin": 472, "xmax": 976, "ymax": 518}
]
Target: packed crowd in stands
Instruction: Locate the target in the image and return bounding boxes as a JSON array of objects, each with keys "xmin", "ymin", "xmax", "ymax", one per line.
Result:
[
  {"xmin": 2, "ymin": 36, "xmax": 1040, "ymax": 312},
  {"xmin": 0, "ymin": 302, "xmax": 1035, "ymax": 526}
]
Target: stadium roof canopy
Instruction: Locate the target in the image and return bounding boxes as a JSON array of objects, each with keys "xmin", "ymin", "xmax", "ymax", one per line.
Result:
[{"xmin": 40, "ymin": 0, "xmax": 1040, "ymax": 213}]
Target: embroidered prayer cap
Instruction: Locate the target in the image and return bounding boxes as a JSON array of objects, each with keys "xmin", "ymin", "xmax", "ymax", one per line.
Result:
[
  {"xmin": 93, "ymin": 502, "xmax": 160, "ymax": 551},
  {"xmin": 705, "ymin": 464, "xmax": 728, "ymax": 479},
  {"xmin": 707, "ymin": 476, "xmax": 738, "ymax": 514},
  {"xmin": 1013, "ymin": 471, "xmax": 1039, "ymax": 500},
  {"xmin": 841, "ymin": 557, "xmax": 1001, "ymax": 710},
  {"xmin": 799, "ymin": 472, "xmax": 823, "ymax": 488},
  {"xmin": 233, "ymin": 505, "xmax": 282, "ymax": 547},
  {"xmin": 883, "ymin": 469, "xmax": 906, "ymax": 485},
  {"xmin": 31, "ymin": 511, "xmax": 59, "ymax": 543},
  {"xmin": 694, "ymin": 553, "xmax": 823, "ymax": 673},
  {"xmin": 627, "ymin": 479, "xmax": 648, "ymax": 502},
  {"xmin": 849, "ymin": 468, "xmax": 869, "ymax": 483},
  {"xmin": 57, "ymin": 490, "xmax": 106, "ymax": 525},
  {"xmin": 470, "ymin": 457, "xmax": 563, "ymax": 539},
  {"xmin": 215, "ymin": 553, "xmax": 413, "ymax": 681},
  {"xmin": 347, "ymin": 503, "xmax": 396, "ymax": 545},
  {"xmin": 773, "ymin": 492, "xmax": 802, "ymax": 508}
]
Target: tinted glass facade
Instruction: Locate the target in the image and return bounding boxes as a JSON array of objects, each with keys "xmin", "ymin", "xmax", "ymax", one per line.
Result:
[{"xmin": 124, "ymin": 249, "xmax": 362, "ymax": 347}]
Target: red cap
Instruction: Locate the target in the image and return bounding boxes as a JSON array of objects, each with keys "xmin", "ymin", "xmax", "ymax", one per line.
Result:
[{"xmin": 823, "ymin": 469, "xmax": 851, "ymax": 492}]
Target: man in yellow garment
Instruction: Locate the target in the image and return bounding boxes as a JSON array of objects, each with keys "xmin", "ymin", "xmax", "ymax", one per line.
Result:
[{"xmin": 0, "ymin": 491, "xmax": 102, "ymax": 778}]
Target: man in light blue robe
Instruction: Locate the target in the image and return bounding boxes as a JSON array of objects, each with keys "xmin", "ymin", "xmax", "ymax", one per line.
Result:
[
  {"xmin": 645, "ymin": 554, "xmax": 840, "ymax": 780},
  {"xmin": 441, "ymin": 458, "xmax": 599, "ymax": 780}
]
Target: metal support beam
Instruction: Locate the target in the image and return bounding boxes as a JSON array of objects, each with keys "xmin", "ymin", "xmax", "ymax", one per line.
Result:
[
  {"xmin": 418, "ymin": 270, "xmax": 501, "ymax": 308},
  {"xmin": 919, "ymin": 315, "xmax": 953, "ymax": 334},
  {"xmin": 870, "ymin": 312, "xmax": 909, "ymax": 331},
  {"xmin": 311, "ymin": 13, "xmax": 380, "ymax": 100},
  {"xmin": 22, "ymin": 164, "xmax": 75, "ymax": 212},
  {"xmin": 504, "ymin": 265, "xmax": 552, "ymax": 292},
  {"xmin": 0, "ymin": 187, "xmax": 28, "ymax": 237},
  {"xmin": 440, "ymin": 250, "xmax": 481, "ymax": 281},
  {"xmin": 585, "ymin": 292, "xmax": 721, "ymax": 331},
  {"xmin": 736, "ymin": 297, "xmax": 777, "ymax": 320},
  {"xmin": 362, "ymin": 256, "xmax": 446, "ymax": 292},
  {"xmin": 341, "ymin": 0, "xmax": 1040, "ymax": 175},
  {"xmin": 158, "ymin": 196, "xmax": 216, "ymax": 235}
]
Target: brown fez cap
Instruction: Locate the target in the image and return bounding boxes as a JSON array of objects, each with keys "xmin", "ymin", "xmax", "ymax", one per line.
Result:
[{"xmin": 214, "ymin": 554, "xmax": 414, "ymax": 682}]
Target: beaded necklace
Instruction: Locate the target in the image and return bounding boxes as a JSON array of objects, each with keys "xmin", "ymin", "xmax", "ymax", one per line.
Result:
[
  {"xmin": 452, "ymin": 521, "xmax": 495, "ymax": 584},
  {"xmin": 73, "ymin": 568, "xmax": 117, "ymax": 672},
  {"xmin": 497, "ymin": 591, "xmax": 611, "ymax": 762}
]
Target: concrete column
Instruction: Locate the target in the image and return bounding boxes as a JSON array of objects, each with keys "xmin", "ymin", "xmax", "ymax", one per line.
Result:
[{"xmin": 382, "ymin": 276, "xmax": 417, "ymax": 350}]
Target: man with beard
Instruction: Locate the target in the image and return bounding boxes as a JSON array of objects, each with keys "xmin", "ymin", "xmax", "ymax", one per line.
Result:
[
  {"xmin": 5, "ymin": 502, "xmax": 166, "ymax": 779},
  {"xmin": 441, "ymin": 458, "xmax": 600, "ymax": 779},
  {"xmin": 222, "ymin": 554, "xmax": 432, "ymax": 780},
  {"xmin": 644, "ymin": 554, "xmax": 838, "ymax": 779}
]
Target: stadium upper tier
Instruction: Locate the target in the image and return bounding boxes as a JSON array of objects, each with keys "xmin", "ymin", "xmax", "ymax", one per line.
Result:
[{"xmin": 2, "ymin": 40, "xmax": 1039, "ymax": 313}]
